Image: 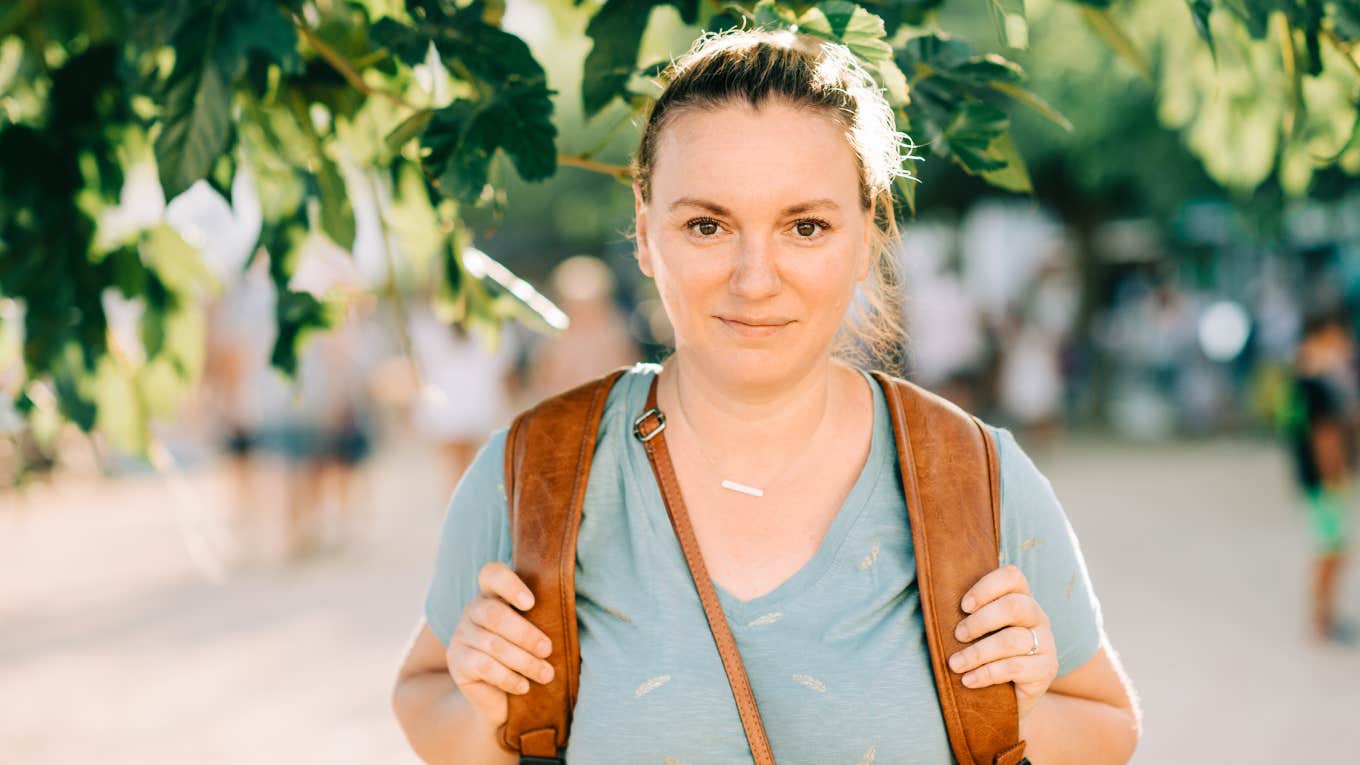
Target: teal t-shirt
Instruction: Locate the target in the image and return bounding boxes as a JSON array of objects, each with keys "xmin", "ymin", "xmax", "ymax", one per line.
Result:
[{"xmin": 424, "ymin": 363, "xmax": 1103, "ymax": 764}]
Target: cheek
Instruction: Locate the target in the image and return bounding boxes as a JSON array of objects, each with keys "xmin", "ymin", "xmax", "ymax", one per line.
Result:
[
  {"xmin": 791, "ymin": 246, "xmax": 863, "ymax": 315},
  {"xmin": 650, "ymin": 241, "xmax": 725, "ymax": 321}
]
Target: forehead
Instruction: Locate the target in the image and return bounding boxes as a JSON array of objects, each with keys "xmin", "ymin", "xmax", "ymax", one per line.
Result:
[{"xmin": 649, "ymin": 99, "xmax": 861, "ymax": 211}]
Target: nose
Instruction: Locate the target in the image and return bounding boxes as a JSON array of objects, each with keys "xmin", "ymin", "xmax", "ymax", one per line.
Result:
[{"xmin": 728, "ymin": 237, "xmax": 781, "ymax": 299}]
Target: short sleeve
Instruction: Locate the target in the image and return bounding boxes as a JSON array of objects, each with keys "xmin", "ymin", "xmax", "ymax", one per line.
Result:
[
  {"xmin": 422, "ymin": 427, "xmax": 513, "ymax": 647},
  {"xmin": 992, "ymin": 426, "xmax": 1104, "ymax": 678}
]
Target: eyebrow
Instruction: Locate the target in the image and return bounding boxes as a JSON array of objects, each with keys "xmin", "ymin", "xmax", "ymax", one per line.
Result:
[{"xmin": 668, "ymin": 197, "xmax": 841, "ymax": 216}]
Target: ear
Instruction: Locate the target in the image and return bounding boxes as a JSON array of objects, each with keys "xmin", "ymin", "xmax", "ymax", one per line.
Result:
[{"xmin": 633, "ymin": 182, "xmax": 655, "ymax": 278}]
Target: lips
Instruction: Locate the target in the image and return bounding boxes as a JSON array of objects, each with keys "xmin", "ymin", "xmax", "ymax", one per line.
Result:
[{"xmin": 717, "ymin": 316, "xmax": 794, "ymax": 338}]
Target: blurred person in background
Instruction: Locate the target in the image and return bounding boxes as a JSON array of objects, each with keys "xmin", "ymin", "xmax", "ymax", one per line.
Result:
[
  {"xmin": 204, "ymin": 256, "xmax": 282, "ymax": 559},
  {"xmin": 1287, "ymin": 308, "xmax": 1358, "ymax": 644},
  {"xmin": 270, "ymin": 308, "xmax": 379, "ymax": 559},
  {"xmin": 526, "ymin": 255, "xmax": 639, "ymax": 400},
  {"xmin": 408, "ymin": 298, "xmax": 520, "ymax": 488}
]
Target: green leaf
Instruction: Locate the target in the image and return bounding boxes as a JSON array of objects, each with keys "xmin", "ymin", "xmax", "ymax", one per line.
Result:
[
  {"xmin": 155, "ymin": 0, "xmax": 301, "ymax": 199},
  {"xmin": 223, "ymin": 1, "xmax": 302, "ymax": 77},
  {"xmin": 942, "ymin": 101, "xmax": 1009, "ymax": 174},
  {"xmin": 979, "ymin": 131, "xmax": 1032, "ymax": 193},
  {"xmin": 1185, "ymin": 0, "xmax": 1215, "ymax": 57},
  {"xmin": 373, "ymin": 4, "xmax": 552, "ymax": 86},
  {"xmin": 423, "ymin": 84, "xmax": 557, "ymax": 202},
  {"xmin": 263, "ymin": 218, "xmax": 333, "ymax": 376},
  {"xmin": 987, "ymin": 0, "xmax": 1028, "ymax": 50},
  {"xmin": 582, "ymin": 0, "xmax": 699, "ymax": 119},
  {"xmin": 819, "ymin": 0, "xmax": 859, "ymax": 39},
  {"xmin": 1332, "ymin": 2, "xmax": 1360, "ymax": 39},
  {"xmin": 154, "ymin": 6, "xmax": 234, "ymax": 200},
  {"xmin": 52, "ymin": 363, "xmax": 98, "ymax": 432},
  {"xmin": 800, "ymin": 2, "xmax": 893, "ymax": 64},
  {"xmin": 857, "ymin": 0, "xmax": 944, "ymax": 37},
  {"xmin": 899, "ymin": 33, "xmax": 975, "ymax": 76},
  {"xmin": 424, "ymin": 100, "xmax": 486, "ymax": 201},
  {"xmin": 315, "ymin": 156, "xmax": 357, "ymax": 248},
  {"xmin": 139, "ymin": 273, "xmax": 172, "ymax": 360},
  {"xmin": 1219, "ymin": 0, "xmax": 1272, "ymax": 39}
]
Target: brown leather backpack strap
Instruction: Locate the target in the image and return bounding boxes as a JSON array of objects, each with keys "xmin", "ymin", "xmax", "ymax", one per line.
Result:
[
  {"xmin": 499, "ymin": 368, "xmax": 627, "ymax": 761},
  {"xmin": 871, "ymin": 371, "xmax": 1029, "ymax": 765},
  {"xmin": 633, "ymin": 376, "xmax": 778, "ymax": 765}
]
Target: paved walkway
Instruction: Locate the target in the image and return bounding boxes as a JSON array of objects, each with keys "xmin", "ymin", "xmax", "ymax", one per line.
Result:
[{"xmin": 1, "ymin": 432, "xmax": 1356, "ymax": 763}]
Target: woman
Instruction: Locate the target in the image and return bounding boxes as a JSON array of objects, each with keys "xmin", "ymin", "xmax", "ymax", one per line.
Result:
[{"xmin": 392, "ymin": 29, "xmax": 1140, "ymax": 764}]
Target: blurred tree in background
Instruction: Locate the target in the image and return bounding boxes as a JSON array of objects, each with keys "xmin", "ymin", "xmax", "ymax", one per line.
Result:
[{"xmin": 0, "ymin": 0, "xmax": 1357, "ymax": 455}]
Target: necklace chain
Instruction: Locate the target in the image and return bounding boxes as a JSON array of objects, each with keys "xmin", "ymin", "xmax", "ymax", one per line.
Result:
[{"xmin": 671, "ymin": 371, "xmax": 831, "ymax": 498}]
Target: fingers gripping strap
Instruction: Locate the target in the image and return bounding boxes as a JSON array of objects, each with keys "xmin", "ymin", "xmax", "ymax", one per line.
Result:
[
  {"xmin": 871, "ymin": 372, "xmax": 1025, "ymax": 765},
  {"xmin": 637, "ymin": 377, "xmax": 778, "ymax": 765},
  {"xmin": 500, "ymin": 369, "xmax": 627, "ymax": 757}
]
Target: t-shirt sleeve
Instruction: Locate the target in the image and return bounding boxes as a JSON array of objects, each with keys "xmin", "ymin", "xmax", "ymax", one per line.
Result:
[
  {"xmin": 991, "ymin": 426, "xmax": 1104, "ymax": 678},
  {"xmin": 423, "ymin": 427, "xmax": 513, "ymax": 648}
]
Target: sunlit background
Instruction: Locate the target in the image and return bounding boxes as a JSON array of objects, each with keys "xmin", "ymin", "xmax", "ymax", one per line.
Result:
[{"xmin": 3, "ymin": 0, "xmax": 1360, "ymax": 762}]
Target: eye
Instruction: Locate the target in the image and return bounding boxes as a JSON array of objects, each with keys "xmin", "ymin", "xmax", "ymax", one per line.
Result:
[
  {"xmin": 685, "ymin": 217, "xmax": 723, "ymax": 238},
  {"xmin": 792, "ymin": 218, "xmax": 832, "ymax": 239}
]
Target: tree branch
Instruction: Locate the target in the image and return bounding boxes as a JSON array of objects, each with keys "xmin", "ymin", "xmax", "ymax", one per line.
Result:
[
  {"xmin": 289, "ymin": 13, "xmax": 421, "ymax": 112},
  {"xmin": 557, "ymin": 154, "xmax": 632, "ymax": 180}
]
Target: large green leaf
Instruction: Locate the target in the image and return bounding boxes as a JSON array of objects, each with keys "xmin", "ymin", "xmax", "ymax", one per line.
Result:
[
  {"xmin": 372, "ymin": 5, "xmax": 546, "ymax": 86},
  {"xmin": 797, "ymin": 2, "xmax": 894, "ymax": 65},
  {"xmin": 858, "ymin": 0, "xmax": 944, "ymax": 37},
  {"xmin": 422, "ymin": 82, "xmax": 557, "ymax": 202},
  {"xmin": 155, "ymin": 0, "xmax": 300, "ymax": 199},
  {"xmin": 942, "ymin": 101, "xmax": 1009, "ymax": 173},
  {"xmin": 156, "ymin": 46, "xmax": 233, "ymax": 200},
  {"xmin": 582, "ymin": 0, "xmax": 699, "ymax": 119}
]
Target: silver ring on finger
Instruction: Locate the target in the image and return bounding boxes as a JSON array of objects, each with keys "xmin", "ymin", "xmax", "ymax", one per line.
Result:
[{"xmin": 1025, "ymin": 627, "xmax": 1039, "ymax": 656}]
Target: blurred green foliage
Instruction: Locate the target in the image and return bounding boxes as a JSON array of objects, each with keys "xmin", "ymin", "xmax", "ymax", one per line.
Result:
[{"xmin": 0, "ymin": 0, "xmax": 1357, "ymax": 456}]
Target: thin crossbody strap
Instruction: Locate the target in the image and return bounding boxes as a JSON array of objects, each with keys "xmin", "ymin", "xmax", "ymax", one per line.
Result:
[{"xmin": 633, "ymin": 376, "xmax": 778, "ymax": 765}]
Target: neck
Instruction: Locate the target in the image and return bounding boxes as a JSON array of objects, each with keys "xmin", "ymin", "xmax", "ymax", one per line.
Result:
[{"xmin": 658, "ymin": 354, "xmax": 844, "ymax": 466}]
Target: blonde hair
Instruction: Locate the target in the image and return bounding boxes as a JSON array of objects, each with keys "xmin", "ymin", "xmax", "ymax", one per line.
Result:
[{"xmin": 628, "ymin": 27, "xmax": 916, "ymax": 374}]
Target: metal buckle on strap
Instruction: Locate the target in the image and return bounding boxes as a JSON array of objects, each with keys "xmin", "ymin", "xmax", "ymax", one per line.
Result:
[
  {"xmin": 518, "ymin": 756, "xmax": 565, "ymax": 765},
  {"xmin": 632, "ymin": 408, "xmax": 666, "ymax": 442}
]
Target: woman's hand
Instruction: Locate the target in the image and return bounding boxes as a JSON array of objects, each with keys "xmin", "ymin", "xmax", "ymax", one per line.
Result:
[
  {"xmin": 947, "ymin": 564, "xmax": 1058, "ymax": 722},
  {"xmin": 446, "ymin": 562, "xmax": 556, "ymax": 728}
]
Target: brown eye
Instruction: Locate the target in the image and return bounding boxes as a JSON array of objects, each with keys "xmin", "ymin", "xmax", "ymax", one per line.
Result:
[
  {"xmin": 687, "ymin": 218, "xmax": 721, "ymax": 237},
  {"xmin": 794, "ymin": 218, "xmax": 830, "ymax": 238}
]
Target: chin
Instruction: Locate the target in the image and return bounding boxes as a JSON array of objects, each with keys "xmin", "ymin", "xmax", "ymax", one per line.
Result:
[{"xmin": 698, "ymin": 342, "xmax": 813, "ymax": 388}]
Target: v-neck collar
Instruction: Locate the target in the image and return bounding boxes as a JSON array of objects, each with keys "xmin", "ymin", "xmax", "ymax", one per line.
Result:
[{"xmin": 626, "ymin": 365, "xmax": 888, "ymax": 624}]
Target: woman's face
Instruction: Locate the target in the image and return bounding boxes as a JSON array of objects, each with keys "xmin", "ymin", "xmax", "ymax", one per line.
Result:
[{"xmin": 633, "ymin": 98, "xmax": 874, "ymax": 389}]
